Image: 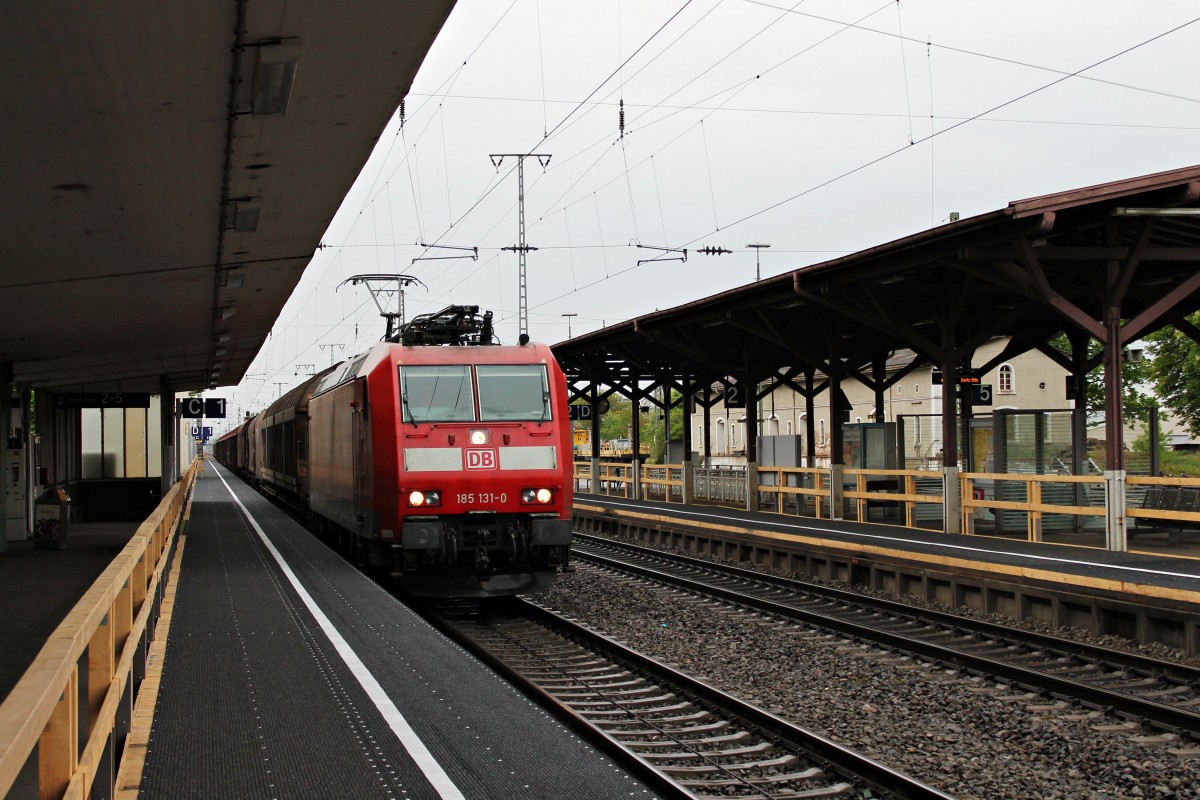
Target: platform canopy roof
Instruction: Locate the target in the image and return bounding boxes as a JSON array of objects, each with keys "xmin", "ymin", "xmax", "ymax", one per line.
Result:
[
  {"xmin": 0, "ymin": 1, "xmax": 456, "ymax": 394},
  {"xmin": 554, "ymin": 164, "xmax": 1200, "ymax": 402}
]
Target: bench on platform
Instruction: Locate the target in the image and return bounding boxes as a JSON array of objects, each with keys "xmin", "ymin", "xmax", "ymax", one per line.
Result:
[{"xmin": 1131, "ymin": 486, "xmax": 1200, "ymax": 543}]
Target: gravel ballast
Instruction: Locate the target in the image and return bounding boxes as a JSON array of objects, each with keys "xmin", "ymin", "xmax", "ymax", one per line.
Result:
[{"xmin": 540, "ymin": 564, "xmax": 1200, "ymax": 800}]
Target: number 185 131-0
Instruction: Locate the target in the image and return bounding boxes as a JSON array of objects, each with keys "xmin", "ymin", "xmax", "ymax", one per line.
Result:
[{"xmin": 456, "ymin": 492, "xmax": 508, "ymax": 505}]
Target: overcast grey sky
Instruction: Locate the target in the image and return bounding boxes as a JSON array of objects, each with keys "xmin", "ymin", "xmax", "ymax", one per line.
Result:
[{"xmin": 219, "ymin": 0, "xmax": 1200, "ymax": 422}]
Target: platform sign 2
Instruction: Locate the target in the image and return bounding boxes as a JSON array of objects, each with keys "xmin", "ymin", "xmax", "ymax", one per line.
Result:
[
  {"xmin": 55, "ymin": 392, "xmax": 150, "ymax": 409},
  {"xmin": 723, "ymin": 383, "xmax": 746, "ymax": 408}
]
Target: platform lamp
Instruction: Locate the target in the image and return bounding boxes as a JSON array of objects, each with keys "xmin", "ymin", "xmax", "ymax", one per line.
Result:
[{"xmin": 746, "ymin": 243, "xmax": 770, "ymax": 281}]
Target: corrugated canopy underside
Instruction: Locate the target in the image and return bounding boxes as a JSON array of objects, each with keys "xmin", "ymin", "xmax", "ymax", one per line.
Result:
[{"xmin": 0, "ymin": 0, "xmax": 456, "ymax": 393}]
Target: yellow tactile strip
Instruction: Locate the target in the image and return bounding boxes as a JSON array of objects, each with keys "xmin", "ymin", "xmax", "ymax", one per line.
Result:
[
  {"xmin": 113, "ymin": 507, "xmax": 189, "ymax": 798},
  {"xmin": 575, "ymin": 501, "xmax": 1200, "ymax": 608}
]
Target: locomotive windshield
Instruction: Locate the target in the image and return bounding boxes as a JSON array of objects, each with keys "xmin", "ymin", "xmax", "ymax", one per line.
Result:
[
  {"xmin": 400, "ymin": 365, "xmax": 475, "ymax": 422},
  {"xmin": 477, "ymin": 364, "xmax": 551, "ymax": 421}
]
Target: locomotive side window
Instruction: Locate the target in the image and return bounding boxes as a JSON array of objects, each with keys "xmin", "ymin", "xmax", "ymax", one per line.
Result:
[
  {"xmin": 400, "ymin": 365, "xmax": 475, "ymax": 422},
  {"xmin": 477, "ymin": 365, "xmax": 551, "ymax": 421}
]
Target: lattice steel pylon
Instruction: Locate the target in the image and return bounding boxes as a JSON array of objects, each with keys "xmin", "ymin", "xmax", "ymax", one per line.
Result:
[{"xmin": 490, "ymin": 153, "xmax": 551, "ymax": 339}]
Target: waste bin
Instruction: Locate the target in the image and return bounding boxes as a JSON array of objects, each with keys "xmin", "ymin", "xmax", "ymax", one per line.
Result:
[{"xmin": 34, "ymin": 487, "xmax": 70, "ymax": 550}]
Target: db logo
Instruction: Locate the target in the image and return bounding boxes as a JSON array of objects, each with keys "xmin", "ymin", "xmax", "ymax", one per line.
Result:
[{"xmin": 466, "ymin": 449, "xmax": 497, "ymax": 470}]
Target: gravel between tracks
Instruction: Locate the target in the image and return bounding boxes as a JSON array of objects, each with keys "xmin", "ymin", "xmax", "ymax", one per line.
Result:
[{"xmin": 540, "ymin": 565, "xmax": 1200, "ymax": 800}]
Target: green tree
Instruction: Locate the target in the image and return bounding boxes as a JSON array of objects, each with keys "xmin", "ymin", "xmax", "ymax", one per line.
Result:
[
  {"xmin": 578, "ymin": 393, "xmax": 687, "ymax": 463},
  {"xmin": 599, "ymin": 395, "xmax": 633, "ymax": 442},
  {"xmin": 1146, "ymin": 316, "xmax": 1200, "ymax": 437},
  {"xmin": 1049, "ymin": 333, "xmax": 1155, "ymax": 423}
]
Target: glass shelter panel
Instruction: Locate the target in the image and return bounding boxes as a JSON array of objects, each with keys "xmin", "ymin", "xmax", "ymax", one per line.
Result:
[
  {"xmin": 124, "ymin": 408, "xmax": 147, "ymax": 478},
  {"xmin": 82, "ymin": 408, "xmax": 102, "ymax": 479},
  {"xmin": 147, "ymin": 395, "xmax": 162, "ymax": 478},
  {"xmin": 103, "ymin": 408, "xmax": 125, "ymax": 478}
]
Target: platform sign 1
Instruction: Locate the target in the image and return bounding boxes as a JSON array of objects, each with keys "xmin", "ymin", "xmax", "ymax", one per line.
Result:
[
  {"xmin": 568, "ymin": 404, "xmax": 593, "ymax": 421},
  {"xmin": 190, "ymin": 426, "xmax": 214, "ymax": 442}
]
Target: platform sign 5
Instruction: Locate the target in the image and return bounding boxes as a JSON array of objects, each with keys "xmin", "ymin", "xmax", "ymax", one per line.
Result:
[
  {"xmin": 465, "ymin": 449, "xmax": 497, "ymax": 470},
  {"xmin": 971, "ymin": 384, "xmax": 993, "ymax": 405}
]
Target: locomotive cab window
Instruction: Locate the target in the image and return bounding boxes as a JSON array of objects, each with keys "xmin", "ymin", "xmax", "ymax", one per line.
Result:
[
  {"xmin": 477, "ymin": 364, "xmax": 551, "ymax": 421},
  {"xmin": 400, "ymin": 365, "xmax": 475, "ymax": 422}
]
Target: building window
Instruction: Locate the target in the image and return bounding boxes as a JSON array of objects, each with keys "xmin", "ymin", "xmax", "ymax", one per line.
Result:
[
  {"xmin": 818, "ymin": 419, "xmax": 826, "ymax": 446},
  {"xmin": 998, "ymin": 364, "xmax": 1014, "ymax": 394},
  {"xmin": 715, "ymin": 418, "xmax": 726, "ymax": 454},
  {"xmin": 786, "ymin": 420, "xmax": 793, "ymax": 435}
]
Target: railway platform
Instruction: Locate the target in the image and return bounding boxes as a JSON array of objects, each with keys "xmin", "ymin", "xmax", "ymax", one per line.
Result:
[
  {"xmin": 1, "ymin": 463, "xmax": 659, "ymax": 800},
  {"xmin": 135, "ymin": 463, "xmax": 656, "ymax": 799},
  {"xmin": 572, "ymin": 494, "xmax": 1200, "ymax": 656}
]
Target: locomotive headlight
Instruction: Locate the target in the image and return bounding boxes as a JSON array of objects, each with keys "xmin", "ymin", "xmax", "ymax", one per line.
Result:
[
  {"xmin": 521, "ymin": 488, "xmax": 553, "ymax": 504},
  {"xmin": 408, "ymin": 490, "xmax": 441, "ymax": 507},
  {"xmin": 468, "ymin": 428, "xmax": 490, "ymax": 446}
]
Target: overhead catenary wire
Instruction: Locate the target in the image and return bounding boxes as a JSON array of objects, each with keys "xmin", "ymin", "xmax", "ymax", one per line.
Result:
[
  {"xmin": 523, "ymin": 14, "xmax": 1200, "ymax": 317},
  {"xmin": 239, "ymin": 3, "xmax": 1199, "ymax": 400}
]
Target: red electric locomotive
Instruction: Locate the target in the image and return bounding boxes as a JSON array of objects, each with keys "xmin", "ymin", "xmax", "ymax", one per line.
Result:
[{"xmin": 216, "ymin": 305, "xmax": 574, "ymax": 596}]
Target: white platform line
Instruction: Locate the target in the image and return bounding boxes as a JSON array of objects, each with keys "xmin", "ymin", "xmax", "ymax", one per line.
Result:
[
  {"xmin": 606, "ymin": 500, "xmax": 1200, "ymax": 582},
  {"xmin": 214, "ymin": 470, "xmax": 467, "ymax": 800}
]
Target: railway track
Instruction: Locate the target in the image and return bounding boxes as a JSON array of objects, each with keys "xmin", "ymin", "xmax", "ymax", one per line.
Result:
[
  {"xmin": 420, "ymin": 596, "xmax": 953, "ymax": 800},
  {"xmin": 571, "ymin": 533, "xmax": 1200, "ymax": 740}
]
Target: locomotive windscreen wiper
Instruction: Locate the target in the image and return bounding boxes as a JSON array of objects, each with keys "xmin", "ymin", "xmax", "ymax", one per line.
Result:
[{"xmin": 401, "ymin": 390, "xmax": 417, "ymax": 426}]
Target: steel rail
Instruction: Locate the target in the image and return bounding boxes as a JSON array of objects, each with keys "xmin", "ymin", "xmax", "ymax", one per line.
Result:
[
  {"xmin": 573, "ymin": 535, "xmax": 1200, "ymax": 737},
  {"xmin": 578, "ymin": 533, "xmax": 1200, "ymax": 683},
  {"xmin": 419, "ymin": 596, "xmax": 953, "ymax": 800}
]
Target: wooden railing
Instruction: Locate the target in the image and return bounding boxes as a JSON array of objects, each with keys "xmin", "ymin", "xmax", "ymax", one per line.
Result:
[
  {"xmin": 959, "ymin": 472, "xmax": 1106, "ymax": 540},
  {"xmin": 756, "ymin": 466, "xmax": 831, "ymax": 518},
  {"xmin": 640, "ymin": 463, "xmax": 684, "ymax": 503},
  {"xmin": 0, "ymin": 459, "xmax": 198, "ymax": 800},
  {"xmin": 572, "ymin": 459, "xmax": 592, "ymax": 494},
  {"xmin": 573, "ymin": 459, "xmax": 1200, "ymax": 548},
  {"xmin": 844, "ymin": 467, "xmax": 944, "ymax": 527},
  {"xmin": 596, "ymin": 461, "xmax": 634, "ymax": 498}
]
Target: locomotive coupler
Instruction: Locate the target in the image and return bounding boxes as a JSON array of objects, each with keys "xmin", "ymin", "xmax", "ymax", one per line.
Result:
[{"xmin": 474, "ymin": 545, "xmax": 492, "ymax": 578}]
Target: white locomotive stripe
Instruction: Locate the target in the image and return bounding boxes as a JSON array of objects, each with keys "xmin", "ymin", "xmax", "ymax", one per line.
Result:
[{"xmin": 214, "ymin": 469, "xmax": 468, "ymax": 800}]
